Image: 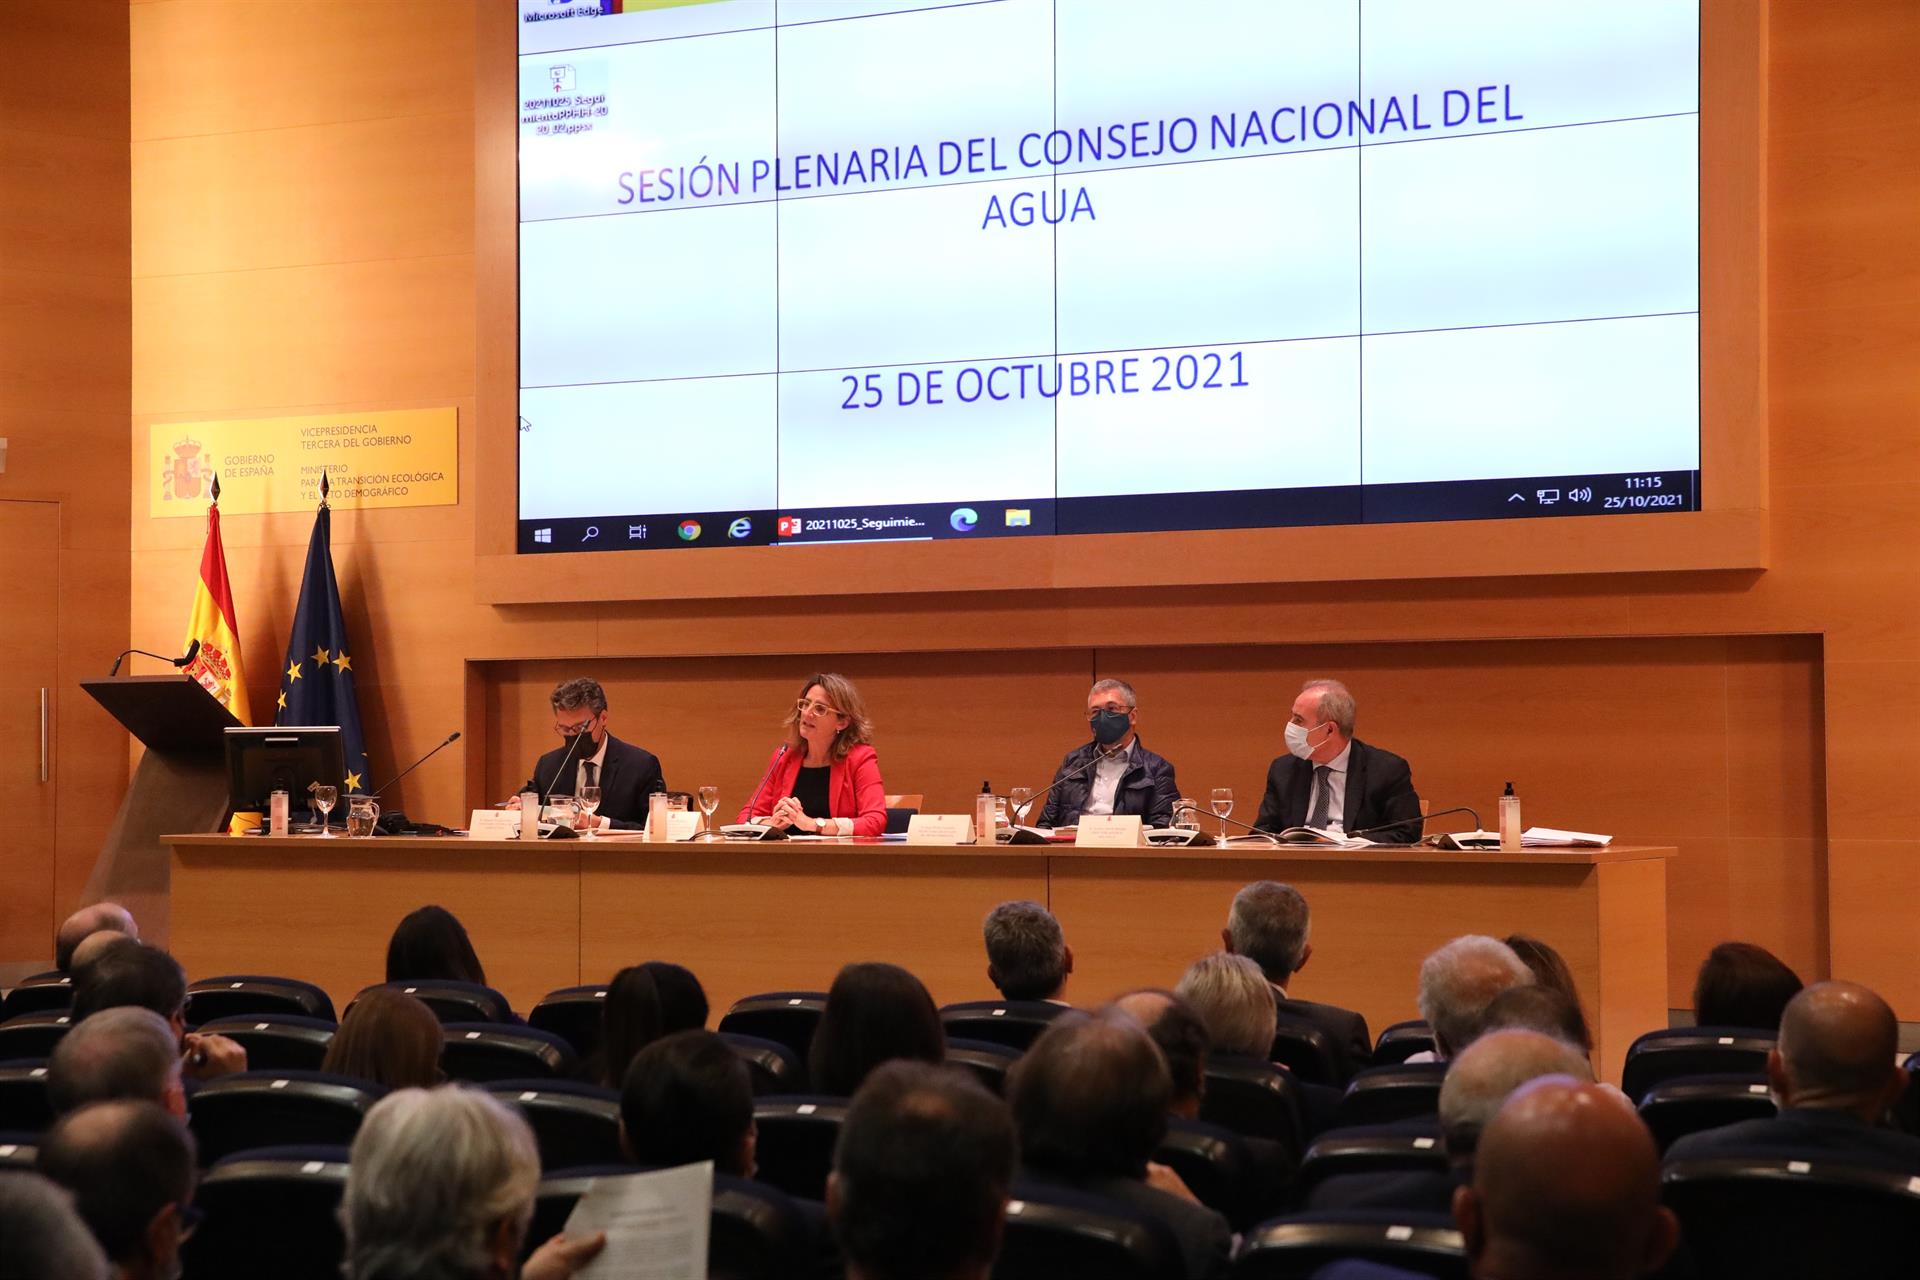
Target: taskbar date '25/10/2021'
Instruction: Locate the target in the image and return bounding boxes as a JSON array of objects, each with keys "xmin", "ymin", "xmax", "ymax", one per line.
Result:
[{"xmin": 515, "ymin": 470, "xmax": 1699, "ymax": 554}]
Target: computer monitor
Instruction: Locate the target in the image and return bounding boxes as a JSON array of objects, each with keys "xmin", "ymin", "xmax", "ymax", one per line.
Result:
[{"xmin": 224, "ymin": 726, "xmax": 347, "ymax": 817}]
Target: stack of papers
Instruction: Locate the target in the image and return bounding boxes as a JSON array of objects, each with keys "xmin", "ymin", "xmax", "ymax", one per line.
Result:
[
  {"xmin": 1275, "ymin": 826, "xmax": 1377, "ymax": 848},
  {"xmin": 1521, "ymin": 827, "xmax": 1613, "ymax": 847}
]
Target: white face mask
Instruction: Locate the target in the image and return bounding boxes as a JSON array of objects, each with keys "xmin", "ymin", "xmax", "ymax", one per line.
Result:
[{"xmin": 1285, "ymin": 721, "xmax": 1321, "ymax": 760}]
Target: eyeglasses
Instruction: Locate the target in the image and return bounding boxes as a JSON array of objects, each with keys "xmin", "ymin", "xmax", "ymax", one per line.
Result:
[
  {"xmin": 1086, "ymin": 703, "xmax": 1132, "ymax": 720},
  {"xmin": 553, "ymin": 716, "xmax": 599, "ymax": 736},
  {"xmin": 796, "ymin": 698, "xmax": 843, "ymax": 719}
]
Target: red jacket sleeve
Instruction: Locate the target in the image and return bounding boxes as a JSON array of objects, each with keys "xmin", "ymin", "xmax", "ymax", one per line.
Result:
[{"xmin": 839, "ymin": 745, "xmax": 888, "ymax": 838}]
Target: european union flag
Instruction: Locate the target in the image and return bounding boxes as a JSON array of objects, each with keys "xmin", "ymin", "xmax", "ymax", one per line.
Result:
[{"xmin": 274, "ymin": 484, "xmax": 372, "ymax": 794}]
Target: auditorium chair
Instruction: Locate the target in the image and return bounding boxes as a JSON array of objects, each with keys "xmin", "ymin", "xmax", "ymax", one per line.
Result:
[
  {"xmin": 0, "ymin": 1059, "xmax": 54, "ymax": 1133},
  {"xmin": 1635, "ymin": 1073, "xmax": 1777, "ymax": 1154},
  {"xmin": 1892, "ymin": 1052, "xmax": 1920, "ymax": 1137},
  {"xmin": 180, "ymin": 1144, "xmax": 349, "ymax": 1280},
  {"xmin": 751, "ymin": 1095, "xmax": 849, "ymax": 1201},
  {"xmin": 0, "ymin": 1010, "xmax": 72, "ymax": 1060},
  {"xmin": 1295, "ymin": 1121, "xmax": 1450, "ymax": 1200},
  {"xmin": 1202, "ymin": 1055, "xmax": 1307, "ymax": 1158},
  {"xmin": 1620, "ymin": 1027, "xmax": 1775, "ymax": 1103},
  {"xmin": 1271, "ymin": 1018, "xmax": 1341, "ymax": 1086},
  {"xmin": 884, "ymin": 791, "xmax": 923, "ymax": 836},
  {"xmin": 184, "ymin": 974, "xmax": 336, "ymax": 1026},
  {"xmin": 938, "ymin": 999, "xmax": 1071, "ymax": 1051},
  {"xmin": 1371, "ymin": 1020, "xmax": 1436, "ymax": 1066},
  {"xmin": 529, "ymin": 1166, "xmax": 815, "ymax": 1280},
  {"xmin": 717, "ymin": 992, "xmax": 829, "ymax": 1062},
  {"xmin": 1157, "ymin": 1115, "xmax": 1270, "ymax": 1230},
  {"xmin": 528, "ymin": 983, "xmax": 609, "ymax": 1061},
  {"xmin": 187, "ymin": 1070, "xmax": 384, "ymax": 1166},
  {"xmin": 483, "ymin": 1079, "xmax": 624, "ymax": 1169},
  {"xmin": 0, "ymin": 1131, "xmax": 40, "ymax": 1169},
  {"xmin": 198, "ymin": 1014, "xmax": 336, "ymax": 1072},
  {"xmin": 1335, "ymin": 1063, "xmax": 1448, "ymax": 1128},
  {"xmin": 352, "ymin": 979, "xmax": 514, "ymax": 1025},
  {"xmin": 0, "ymin": 971, "xmax": 72, "ymax": 1019},
  {"xmin": 997, "ymin": 1180, "xmax": 1183, "ymax": 1280},
  {"xmin": 945, "ymin": 1037, "xmax": 1022, "ymax": 1095},
  {"xmin": 1662, "ymin": 1150, "xmax": 1920, "ymax": 1280},
  {"xmin": 719, "ymin": 1031, "xmax": 807, "ymax": 1095},
  {"xmin": 443, "ymin": 1023, "xmax": 577, "ymax": 1083},
  {"xmin": 1230, "ymin": 1209, "xmax": 1467, "ymax": 1279}
]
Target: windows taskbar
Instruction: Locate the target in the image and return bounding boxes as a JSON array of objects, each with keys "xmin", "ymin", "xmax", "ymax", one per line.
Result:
[{"xmin": 515, "ymin": 469, "xmax": 1699, "ymax": 554}]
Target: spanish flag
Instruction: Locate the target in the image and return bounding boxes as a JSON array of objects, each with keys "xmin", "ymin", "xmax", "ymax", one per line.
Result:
[{"xmin": 181, "ymin": 481, "xmax": 252, "ymax": 725}]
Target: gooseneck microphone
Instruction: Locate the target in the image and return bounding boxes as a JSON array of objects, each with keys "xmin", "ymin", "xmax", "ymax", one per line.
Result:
[
  {"xmin": 998, "ymin": 739, "xmax": 1122, "ymax": 841},
  {"xmin": 110, "ymin": 638, "xmax": 200, "ymax": 677},
  {"xmin": 1347, "ymin": 806, "xmax": 1484, "ymax": 843},
  {"xmin": 741, "ymin": 744, "xmax": 792, "ymax": 839},
  {"xmin": 539, "ymin": 729, "xmax": 590, "ymax": 809},
  {"xmin": 367, "ymin": 731, "xmax": 462, "ymax": 800}
]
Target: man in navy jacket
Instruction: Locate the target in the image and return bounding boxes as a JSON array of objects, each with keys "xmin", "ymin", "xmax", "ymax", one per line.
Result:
[{"xmin": 1038, "ymin": 679, "xmax": 1179, "ymax": 830}]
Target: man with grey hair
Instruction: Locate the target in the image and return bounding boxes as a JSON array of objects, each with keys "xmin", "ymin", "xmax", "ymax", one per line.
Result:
[
  {"xmin": 1224, "ymin": 880, "xmax": 1373, "ymax": 1079},
  {"xmin": 1414, "ymin": 935, "xmax": 1535, "ymax": 1061},
  {"xmin": 48, "ymin": 1007, "xmax": 187, "ymax": 1119},
  {"xmin": 0, "ymin": 1171, "xmax": 110, "ymax": 1280},
  {"xmin": 343, "ymin": 1086, "xmax": 606, "ymax": 1280},
  {"xmin": 56, "ymin": 901, "xmax": 137, "ymax": 972},
  {"xmin": 37, "ymin": 1099, "xmax": 197, "ymax": 1280},
  {"xmin": 1175, "ymin": 952, "xmax": 1277, "ymax": 1059},
  {"xmin": 982, "ymin": 900, "xmax": 1073, "ymax": 1003},
  {"xmin": 1254, "ymin": 678, "xmax": 1422, "ymax": 844},
  {"xmin": 1037, "ymin": 678, "xmax": 1180, "ymax": 829},
  {"xmin": 516, "ymin": 676, "xmax": 666, "ymax": 831}
]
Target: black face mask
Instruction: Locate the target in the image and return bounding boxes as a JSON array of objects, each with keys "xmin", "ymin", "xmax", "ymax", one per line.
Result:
[
  {"xmin": 561, "ymin": 727, "xmax": 602, "ymax": 754},
  {"xmin": 1091, "ymin": 709, "xmax": 1132, "ymax": 746}
]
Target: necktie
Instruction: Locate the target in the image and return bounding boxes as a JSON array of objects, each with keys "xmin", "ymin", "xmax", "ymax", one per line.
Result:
[
  {"xmin": 1308, "ymin": 765, "xmax": 1332, "ymax": 828},
  {"xmin": 583, "ymin": 761, "xmax": 598, "ymax": 789}
]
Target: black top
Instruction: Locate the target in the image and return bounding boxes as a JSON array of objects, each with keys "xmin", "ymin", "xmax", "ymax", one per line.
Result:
[{"xmin": 793, "ymin": 765, "xmax": 831, "ymax": 820}]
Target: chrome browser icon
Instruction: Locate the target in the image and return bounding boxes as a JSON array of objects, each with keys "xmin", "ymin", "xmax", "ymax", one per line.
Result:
[{"xmin": 677, "ymin": 520, "xmax": 702, "ymax": 541}]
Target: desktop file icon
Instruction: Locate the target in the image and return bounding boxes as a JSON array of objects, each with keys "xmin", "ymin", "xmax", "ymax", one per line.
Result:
[{"xmin": 1004, "ymin": 508, "xmax": 1031, "ymax": 528}]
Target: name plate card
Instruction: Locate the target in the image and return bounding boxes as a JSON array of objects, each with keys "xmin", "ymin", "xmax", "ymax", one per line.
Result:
[
  {"xmin": 642, "ymin": 811, "xmax": 703, "ymax": 841},
  {"xmin": 907, "ymin": 814, "xmax": 977, "ymax": 845},
  {"xmin": 468, "ymin": 809, "xmax": 520, "ymax": 839},
  {"xmin": 1074, "ymin": 815, "xmax": 1147, "ymax": 847}
]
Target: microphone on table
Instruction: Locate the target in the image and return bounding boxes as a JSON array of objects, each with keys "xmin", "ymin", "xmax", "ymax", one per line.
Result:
[
  {"xmin": 737, "ymin": 745, "xmax": 791, "ymax": 840},
  {"xmin": 533, "ymin": 729, "xmax": 591, "ymax": 840},
  {"xmin": 365, "ymin": 731, "xmax": 462, "ymax": 810},
  {"xmin": 1346, "ymin": 806, "xmax": 1483, "ymax": 845},
  {"xmin": 998, "ymin": 741, "xmax": 1119, "ymax": 843},
  {"xmin": 110, "ymin": 638, "xmax": 199, "ymax": 677}
]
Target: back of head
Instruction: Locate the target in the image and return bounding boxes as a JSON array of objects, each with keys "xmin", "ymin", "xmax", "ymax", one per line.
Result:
[
  {"xmin": 1439, "ymin": 1029, "xmax": 1593, "ymax": 1162},
  {"xmin": 1776, "ymin": 980, "xmax": 1900, "ymax": 1109},
  {"xmin": 1417, "ymin": 935, "xmax": 1534, "ymax": 1057},
  {"xmin": 1008, "ymin": 1009, "xmax": 1170, "ymax": 1180},
  {"xmin": 56, "ymin": 902, "xmax": 137, "ymax": 973},
  {"xmin": 37, "ymin": 1100, "xmax": 196, "ymax": 1269},
  {"xmin": 1464, "ymin": 1077, "xmax": 1674, "ymax": 1280},
  {"xmin": 0, "ymin": 1172, "xmax": 110, "ymax": 1280},
  {"xmin": 982, "ymin": 900, "xmax": 1069, "ymax": 1001},
  {"xmin": 1226, "ymin": 881, "xmax": 1311, "ymax": 983},
  {"xmin": 832, "ymin": 1061, "xmax": 1015, "ymax": 1280},
  {"xmin": 344, "ymin": 1086, "xmax": 540, "ymax": 1280},
  {"xmin": 385, "ymin": 905, "xmax": 487, "ymax": 986},
  {"xmin": 324, "ymin": 988, "xmax": 444, "ymax": 1091},
  {"xmin": 49, "ymin": 1007, "xmax": 182, "ymax": 1116},
  {"xmin": 1692, "ymin": 941, "xmax": 1803, "ymax": 1030},
  {"xmin": 600, "ymin": 965, "xmax": 664, "ymax": 1088},
  {"xmin": 1481, "ymin": 984, "xmax": 1593, "ymax": 1055},
  {"xmin": 1114, "ymin": 989, "xmax": 1210, "ymax": 1112},
  {"xmin": 621, "ymin": 1029, "xmax": 754, "ymax": 1175},
  {"xmin": 69, "ymin": 931, "xmax": 127, "ymax": 984},
  {"xmin": 642, "ymin": 961, "xmax": 709, "ymax": 1032},
  {"xmin": 809, "ymin": 962, "xmax": 945, "ymax": 1097},
  {"xmin": 1175, "ymin": 951, "xmax": 1277, "ymax": 1058},
  {"xmin": 70, "ymin": 940, "xmax": 186, "ymax": 1025}
]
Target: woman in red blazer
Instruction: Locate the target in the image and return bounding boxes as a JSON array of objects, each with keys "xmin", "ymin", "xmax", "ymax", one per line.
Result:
[{"xmin": 737, "ymin": 672, "xmax": 888, "ymax": 838}]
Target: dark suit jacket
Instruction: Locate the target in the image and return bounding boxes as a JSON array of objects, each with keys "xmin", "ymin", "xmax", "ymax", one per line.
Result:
[
  {"xmin": 1062, "ymin": 1173, "xmax": 1232, "ymax": 1280},
  {"xmin": 1306, "ymin": 1166, "xmax": 1465, "ymax": 1215},
  {"xmin": 1038, "ymin": 737, "xmax": 1180, "ymax": 829},
  {"xmin": 519, "ymin": 734, "xmax": 665, "ymax": 831},
  {"xmin": 1665, "ymin": 1105, "xmax": 1920, "ymax": 1168},
  {"xmin": 1253, "ymin": 738, "xmax": 1422, "ymax": 844},
  {"xmin": 1278, "ymin": 993, "xmax": 1373, "ymax": 1082}
]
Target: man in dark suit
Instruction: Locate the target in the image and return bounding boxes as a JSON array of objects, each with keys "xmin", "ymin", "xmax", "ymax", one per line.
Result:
[
  {"xmin": 1667, "ymin": 980, "xmax": 1920, "ymax": 1167},
  {"xmin": 1253, "ymin": 679, "xmax": 1422, "ymax": 844},
  {"xmin": 1224, "ymin": 880, "xmax": 1373, "ymax": 1081},
  {"xmin": 518, "ymin": 677, "xmax": 666, "ymax": 831}
]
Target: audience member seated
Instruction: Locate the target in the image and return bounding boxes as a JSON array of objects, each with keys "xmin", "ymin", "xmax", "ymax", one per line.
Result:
[
  {"xmin": 1176, "ymin": 952, "xmax": 1277, "ymax": 1060},
  {"xmin": 69, "ymin": 930, "xmax": 132, "ymax": 988},
  {"xmin": 1503, "ymin": 934, "xmax": 1592, "ymax": 1054},
  {"xmin": 1114, "ymin": 989, "xmax": 1209, "ymax": 1120},
  {"xmin": 1410, "ymin": 935, "xmax": 1534, "ymax": 1062},
  {"xmin": 47, "ymin": 1007, "xmax": 187, "ymax": 1120},
  {"xmin": 1008, "ymin": 1010, "xmax": 1232, "ymax": 1280},
  {"xmin": 56, "ymin": 902, "xmax": 138, "ymax": 974},
  {"xmin": 589, "ymin": 965, "xmax": 662, "ymax": 1089},
  {"xmin": 385, "ymin": 904, "xmax": 490, "ymax": 987},
  {"xmin": 1224, "ymin": 880, "xmax": 1372, "ymax": 1077},
  {"xmin": 36, "ymin": 1100, "xmax": 197, "ymax": 1280},
  {"xmin": 1666, "ymin": 980, "xmax": 1920, "ymax": 1166},
  {"xmin": 70, "ymin": 940, "xmax": 246, "ymax": 1082},
  {"xmin": 982, "ymin": 900, "xmax": 1073, "ymax": 1004},
  {"xmin": 641, "ymin": 960, "xmax": 709, "ymax": 1033},
  {"xmin": 1692, "ymin": 940, "xmax": 1804, "ymax": 1031},
  {"xmin": 828, "ymin": 1061, "xmax": 1016, "ymax": 1280},
  {"xmin": 321, "ymin": 987, "xmax": 444, "ymax": 1091},
  {"xmin": 1479, "ymin": 985, "xmax": 1593, "ymax": 1060},
  {"xmin": 808, "ymin": 962, "xmax": 946, "ymax": 1097},
  {"xmin": 342, "ymin": 1086, "xmax": 605, "ymax": 1280},
  {"xmin": 0, "ymin": 1171, "xmax": 110, "ymax": 1279},
  {"xmin": 619, "ymin": 1029, "xmax": 756, "ymax": 1176}
]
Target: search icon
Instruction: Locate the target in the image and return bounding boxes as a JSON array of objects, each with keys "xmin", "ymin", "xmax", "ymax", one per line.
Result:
[{"xmin": 581, "ymin": 526, "xmax": 600, "ymax": 542}]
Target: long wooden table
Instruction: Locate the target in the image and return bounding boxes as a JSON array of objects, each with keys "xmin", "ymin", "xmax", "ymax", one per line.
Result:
[{"xmin": 166, "ymin": 835, "xmax": 1670, "ymax": 1083}]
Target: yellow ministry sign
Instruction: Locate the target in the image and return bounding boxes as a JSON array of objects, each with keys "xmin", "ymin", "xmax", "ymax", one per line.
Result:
[{"xmin": 149, "ymin": 409, "xmax": 458, "ymax": 517}]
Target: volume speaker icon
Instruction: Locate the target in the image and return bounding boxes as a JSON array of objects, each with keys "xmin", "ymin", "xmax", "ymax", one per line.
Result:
[{"xmin": 1569, "ymin": 486, "xmax": 1594, "ymax": 504}]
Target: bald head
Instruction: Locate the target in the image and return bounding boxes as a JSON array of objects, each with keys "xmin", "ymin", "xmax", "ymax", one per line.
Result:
[
  {"xmin": 38, "ymin": 1100, "xmax": 196, "ymax": 1270},
  {"xmin": 56, "ymin": 903, "xmax": 136, "ymax": 972},
  {"xmin": 1460, "ymin": 1077, "xmax": 1676, "ymax": 1280},
  {"xmin": 1439, "ymin": 1030, "xmax": 1594, "ymax": 1163},
  {"xmin": 1772, "ymin": 981, "xmax": 1903, "ymax": 1118},
  {"xmin": 69, "ymin": 931, "xmax": 126, "ymax": 982}
]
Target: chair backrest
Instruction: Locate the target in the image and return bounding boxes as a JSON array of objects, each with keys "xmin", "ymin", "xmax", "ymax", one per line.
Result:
[
  {"xmin": 0, "ymin": 1011, "xmax": 72, "ymax": 1060},
  {"xmin": 997, "ymin": 1181, "xmax": 1184, "ymax": 1280},
  {"xmin": 884, "ymin": 793, "xmax": 925, "ymax": 809},
  {"xmin": 0, "ymin": 972, "xmax": 72, "ymax": 1020},
  {"xmin": 483, "ymin": 1079, "xmax": 624, "ymax": 1170},
  {"xmin": 0, "ymin": 1059, "xmax": 53, "ymax": 1134},
  {"xmin": 199, "ymin": 1014, "xmax": 337, "ymax": 1073},
  {"xmin": 1201, "ymin": 1055, "xmax": 1306, "ymax": 1158},
  {"xmin": 885, "ymin": 806, "xmax": 918, "ymax": 834},
  {"xmin": 1157, "ymin": 1116, "xmax": 1266, "ymax": 1231},
  {"xmin": 528, "ymin": 984, "xmax": 609, "ymax": 1061},
  {"xmin": 946, "ymin": 1037, "xmax": 1022, "ymax": 1096},
  {"xmin": 356, "ymin": 980, "xmax": 513, "ymax": 1025},
  {"xmin": 751, "ymin": 1095, "xmax": 850, "ymax": 1201},
  {"xmin": 1297, "ymin": 1122, "xmax": 1449, "ymax": 1197},
  {"xmin": 185, "ymin": 974, "xmax": 337, "ymax": 1026},
  {"xmin": 939, "ymin": 1000, "xmax": 1070, "ymax": 1052},
  {"xmin": 0, "ymin": 1131, "xmax": 39, "ymax": 1169},
  {"xmin": 443, "ymin": 1023, "xmax": 578, "ymax": 1084},
  {"xmin": 1231, "ymin": 1209, "xmax": 1467, "ymax": 1279},
  {"xmin": 1372, "ymin": 1020, "xmax": 1436, "ymax": 1066},
  {"xmin": 717, "ymin": 1031, "xmax": 806, "ymax": 1096},
  {"xmin": 1621, "ymin": 1027, "xmax": 1775, "ymax": 1102},
  {"xmin": 1336, "ymin": 1063, "xmax": 1448, "ymax": 1128},
  {"xmin": 187, "ymin": 1071, "xmax": 385, "ymax": 1166},
  {"xmin": 181, "ymin": 1145, "xmax": 350, "ymax": 1280},
  {"xmin": 530, "ymin": 1169, "xmax": 810, "ymax": 1280},
  {"xmin": 1636, "ymin": 1073, "xmax": 1777, "ymax": 1154},
  {"xmin": 1663, "ymin": 1150, "xmax": 1920, "ymax": 1279},
  {"xmin": 1271, "ymin": 1018, "xmax": 1340, "ymax": 1086},
  {"xmin": 715, "ymin": 992, "xmax": 829, "ymax": 1063}
]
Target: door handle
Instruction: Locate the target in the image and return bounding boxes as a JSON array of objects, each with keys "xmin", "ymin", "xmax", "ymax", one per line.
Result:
[{"xmin": 40, "ymin": 687, "xmax": 49, "ymax": 782}]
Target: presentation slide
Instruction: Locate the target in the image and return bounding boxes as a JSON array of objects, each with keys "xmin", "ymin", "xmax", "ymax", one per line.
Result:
[{"xmin": 516, "ymin": 0, "xmax": 1699, "ymax": 554}]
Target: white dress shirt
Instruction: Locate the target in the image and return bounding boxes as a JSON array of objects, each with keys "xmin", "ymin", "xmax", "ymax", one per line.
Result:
[
  {"xmin": 1311, "ymin": 742, "xmax": 1352, "ymax": 830},
  {"xmin": 1083, "ymin": 739, "xmax": 1135, "ymax": 816}
]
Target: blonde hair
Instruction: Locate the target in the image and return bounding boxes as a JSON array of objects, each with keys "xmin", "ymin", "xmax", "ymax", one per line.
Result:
[{"xmin": 784, "ymin": 672, "xmax": 874, "ymax": 761}]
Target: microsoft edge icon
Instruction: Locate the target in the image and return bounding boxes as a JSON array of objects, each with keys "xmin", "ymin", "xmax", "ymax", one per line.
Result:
[{"xmin": 950, "ymin": 507, "xmax": 979, "ymax": 532}]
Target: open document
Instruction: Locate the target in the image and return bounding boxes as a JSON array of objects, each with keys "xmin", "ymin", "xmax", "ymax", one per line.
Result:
[{"xmin": 563, "ymin": 1160, "xmax": 712, "ymax": 1279}]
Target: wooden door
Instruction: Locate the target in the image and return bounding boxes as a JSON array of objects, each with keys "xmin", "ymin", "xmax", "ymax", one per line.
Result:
[{"xmin": 0, "ymin": 501, "xmax": 60, "ymax": 973}]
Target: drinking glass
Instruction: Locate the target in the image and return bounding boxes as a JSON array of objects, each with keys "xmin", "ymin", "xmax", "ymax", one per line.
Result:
[
  {"xmin": 1210, "ymin": 788, "xmax": 1234, "ymax": 847},
  {"xmin": 1009, "ymin": 786, "xmax": 1035, "ymax": 826},
  {"xmin": 1172, "ymin": 798, "xmax": 1200, "ymax": 833},
  {"xmin": 346, "ymin": 797, "xmax": 380, "ymax": 838},
  {"xmin": 578, "ymin": 784, "xmax": 602, "ymax": 839},
  {"xmin": 696, "ymin": 785, "xmax": 720, "ymax": 839},
  {"xmin": 310, "ymin": 785, "xmax": 337, "ymax": 837}
]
